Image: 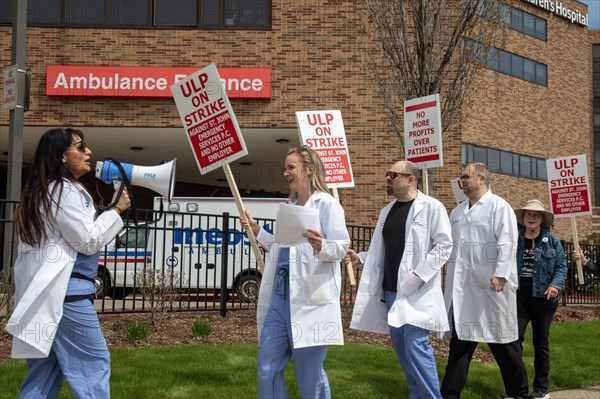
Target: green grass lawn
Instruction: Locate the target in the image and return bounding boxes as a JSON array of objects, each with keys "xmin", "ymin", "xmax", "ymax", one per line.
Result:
[{"xmin": 0, "ymin": 320, "xmax": 598, "ymax": 399}]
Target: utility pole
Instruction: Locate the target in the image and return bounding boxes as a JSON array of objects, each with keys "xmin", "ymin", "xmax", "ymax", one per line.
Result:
[
  {"xmin": 6, "ymin": 0, "xmax": 27, "ymax": 201},
  {"xmin": 3, "ymin": 0, "xmax": 27, "ymax": 271}
]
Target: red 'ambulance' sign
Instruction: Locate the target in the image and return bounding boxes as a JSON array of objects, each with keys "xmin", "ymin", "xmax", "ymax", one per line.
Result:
[
  {"xmin": 296, "ymin": 110, "xmax": 355, "ymax": 188},
  {"xmin": 170, "ymin": 64, "xmax": 248, "ymax": 174},
  {"xmin": 546, "ymin": 154, "xmax": 592, "ymax": 218},
  {"xmin": 404, "ymin": 94, "xmax": 443, "ymax": 168}
]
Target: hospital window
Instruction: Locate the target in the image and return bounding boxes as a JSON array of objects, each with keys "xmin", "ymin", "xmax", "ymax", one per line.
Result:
[
  {"xmin": 487, "ymin": 48, "xmax": 547, "ymax": 86},
  {"xmin": 478, "ymin": 4, "xmax": 546, "ymax": 41},
  {"xmin": 464, "ymin": 38, "xmax": 547, "ymax": 86},
  {"xmin": 508, "ymin": 8, "xmax": 546, "ymax": 41},
  {"xmin": 462, "ymin": 143, "xmax": 547, "ymax": 181},
  {"xmin": 0, "ymin": 0, "xmax": 271, "ymax": 29}
]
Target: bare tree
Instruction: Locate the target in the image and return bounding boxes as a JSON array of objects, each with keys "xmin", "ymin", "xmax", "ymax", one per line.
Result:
[{"xmin": 362, "ymin": 0, "xmax": 513, "ymax": 151}]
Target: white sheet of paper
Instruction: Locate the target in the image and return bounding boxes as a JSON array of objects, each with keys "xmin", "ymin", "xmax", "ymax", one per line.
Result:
[{"xmin": 274, "ymin": 203, "xmax": 320, "ymax": 246}]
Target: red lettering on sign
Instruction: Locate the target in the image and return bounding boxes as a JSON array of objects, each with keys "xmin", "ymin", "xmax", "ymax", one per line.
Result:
[{"xmin": 180, "ymin": 73, "xmax": 208, "ymax": 97}]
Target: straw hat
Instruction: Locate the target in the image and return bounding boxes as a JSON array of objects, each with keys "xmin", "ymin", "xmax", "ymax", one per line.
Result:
[{"xmin": 514, "ymin": 199, "xmax": 554, "ymax": 230}]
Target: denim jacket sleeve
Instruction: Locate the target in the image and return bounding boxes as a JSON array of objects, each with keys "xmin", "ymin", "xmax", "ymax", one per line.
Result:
[{"xmin": 548, "ymin": 234, "xmax": 567, "ymax": 290}]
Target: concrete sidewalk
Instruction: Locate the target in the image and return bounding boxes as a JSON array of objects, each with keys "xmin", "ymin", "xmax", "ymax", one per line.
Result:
[{"xmin": 549, "ymin": 385, "xmax": 600, "ymax": 398}]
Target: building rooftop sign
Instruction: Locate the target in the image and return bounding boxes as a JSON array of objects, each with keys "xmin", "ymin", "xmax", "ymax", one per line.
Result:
[
  {"xmin": 46, "ymin": 65, "xmax": 271, "ymax": 99},
  {"xmin": 522, "ymin": 0, "xmax": 588, "ymax": 27}
]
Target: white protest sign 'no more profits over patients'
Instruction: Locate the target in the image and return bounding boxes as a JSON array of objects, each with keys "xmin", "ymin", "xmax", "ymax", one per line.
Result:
[
  {"xmin": 404, "ymin": 94, "xmax": 443, "ymax": 168},
  {"xmin": 296, "ymin": 110, "xmax": 355, "ymax": 189},
  {"xmin": 170, "ymin": 63, "xmax": 248, "ymax": 175}
]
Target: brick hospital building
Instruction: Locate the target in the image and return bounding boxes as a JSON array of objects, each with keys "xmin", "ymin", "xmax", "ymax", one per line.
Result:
[{"xmin": 0, "ymin": 0, "xmax": 597, "ymax": 239}]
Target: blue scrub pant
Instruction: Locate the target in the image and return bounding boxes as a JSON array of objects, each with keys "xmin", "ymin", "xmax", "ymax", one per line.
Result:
[
  {"xmin": 19, "ymin": 300, "xmax": 110, "ymax": 399},
  {"xmin": 258, "ymin": 291, "xmax": 330, "ymax": 399},
  {"xmin": 385, "ymin": 290, "xmax": 441, "ymax": 399}
]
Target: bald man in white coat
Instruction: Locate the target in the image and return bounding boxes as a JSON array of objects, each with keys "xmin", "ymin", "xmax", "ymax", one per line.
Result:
[{"xmin": 349, "ymin": 161, "xmax": 452, "ymax": 399}]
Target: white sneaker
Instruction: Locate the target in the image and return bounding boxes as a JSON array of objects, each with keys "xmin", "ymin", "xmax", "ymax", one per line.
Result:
[{"xmin": 531, "ymin": 392, "xmax": 550, "ymax": 399}]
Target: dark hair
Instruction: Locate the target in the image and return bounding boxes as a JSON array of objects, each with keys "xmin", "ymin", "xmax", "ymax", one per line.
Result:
[
  {"xmin": 14, "ymin": 128, "xmax": 83, "ymax": 246},
  {"xmin": 399, "ymin": 161, "xmax": 421, "ymax": 181}
]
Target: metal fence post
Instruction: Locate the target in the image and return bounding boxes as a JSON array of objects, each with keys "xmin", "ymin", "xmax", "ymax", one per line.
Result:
[{"xmin": 219, "ymin": 212, "xmax": 230, "ymax": 317}]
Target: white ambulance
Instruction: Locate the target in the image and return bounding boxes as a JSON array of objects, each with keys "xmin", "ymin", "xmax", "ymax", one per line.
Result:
[{"xmin": 95, "ymin": 197, "xmax": 285, "ymax": 302}]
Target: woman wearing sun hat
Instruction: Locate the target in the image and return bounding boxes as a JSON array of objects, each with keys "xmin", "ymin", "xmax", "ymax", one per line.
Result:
[{"xmin": 514, "ymin": 199, "xmax": 567, "ymax": 399}]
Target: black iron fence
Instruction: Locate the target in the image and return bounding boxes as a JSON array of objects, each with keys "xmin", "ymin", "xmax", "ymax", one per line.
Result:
[
  {"xmin": 561, "ymin": 241, "xmax": 599, "ymax": 305},
  {"xmin": 0, "ymin": 199, "xmax": 598, "ymax": 318}
]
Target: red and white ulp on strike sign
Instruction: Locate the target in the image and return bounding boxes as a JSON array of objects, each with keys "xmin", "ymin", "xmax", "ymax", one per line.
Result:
[
  {"xmin": 404, "ymin": 94, "xmax": 443, "ymax": 168},
  {"xmin": 170, "ymin": 64, "xmax": 248, "ymax": 174},
  {"xmin": 296, "ymin": 110, "xmax": 355, "ymax": 188},
  {"xmin": 546, "ymin": 154, "xmax": 592, "ymax": 218}
]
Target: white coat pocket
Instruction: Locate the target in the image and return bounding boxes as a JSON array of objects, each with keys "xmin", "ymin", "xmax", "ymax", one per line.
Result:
[
  {"xmin": 305, "ymin": 274, "xmax": 331, "ymax": 306},
  {"xmin": 399, "ymin": 273, "xmax": 422, "ymax": 297},
  {"xmin": 469, "ymin": 263, "xmax": 494, "ymax": 288}
]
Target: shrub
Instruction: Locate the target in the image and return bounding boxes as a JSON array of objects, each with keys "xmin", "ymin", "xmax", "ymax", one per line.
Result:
[
  {"xmin": 134, "ymin": 268, "xmax": 185, "ymax": 326},
  {"xmin": 0, "ymin": 267, "xmax": 15, "ymax": 330},
  {"xmin": 127, "ymin": 321, "xmax": 150, "ymax": 342},
  {"xmin": 191, "ymin": 319, "xmax": 213, "ymax": 341}
]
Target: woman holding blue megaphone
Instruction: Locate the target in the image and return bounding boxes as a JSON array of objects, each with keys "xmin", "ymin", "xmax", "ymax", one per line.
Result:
[{"xmin": 7, "ymin": 127, "xmax": 130, "ymax": 398}]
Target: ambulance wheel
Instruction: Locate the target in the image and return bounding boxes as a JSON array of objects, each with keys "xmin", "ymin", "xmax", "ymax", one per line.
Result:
[
  {"xmin": 235, "ymin": 274, "xmax": 261, "ymax": 304},
  {"xmin": 95, "ymin": 269, "xmax": 111, "ymax": 299}
]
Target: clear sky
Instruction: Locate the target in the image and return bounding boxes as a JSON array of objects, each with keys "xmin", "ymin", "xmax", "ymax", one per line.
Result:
[{"xmin": 580, "ymin": 0, "xmax": 600, "ymax": 28}]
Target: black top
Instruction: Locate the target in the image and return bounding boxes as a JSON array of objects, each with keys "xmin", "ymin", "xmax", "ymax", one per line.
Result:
[
  {"xmin": 382, "ymin": 199, "xmax": 415, "ymax": 292},
  {"xmin": 518, "ymin": 233, "xmax": 540, "ymax": 297}
]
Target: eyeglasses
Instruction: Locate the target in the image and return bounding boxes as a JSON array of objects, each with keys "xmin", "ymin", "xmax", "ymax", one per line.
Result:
[
  {"xmin": 459, "ymin": 174, "xmax": 479, "ymax": 181},
  {"xmin": 70, "ymin": 140, "xmax": 86, "ymax": 152},
  {"xmin": 524, "ymin": 212, "xmax": 542, "ymax": 219},
  {"xmin": 385, "ymin": 171, "xmax": 412, "ymax": 180}
]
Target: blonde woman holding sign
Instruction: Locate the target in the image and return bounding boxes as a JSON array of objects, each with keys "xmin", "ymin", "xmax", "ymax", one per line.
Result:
[{"xmin": 242, "ymin": 146, "xmax": 349, "ymax": 399}]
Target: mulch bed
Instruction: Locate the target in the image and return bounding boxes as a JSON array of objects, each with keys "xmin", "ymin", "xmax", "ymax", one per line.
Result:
[{"xmin": 1, "ymin": 305, "xmax": 599, "ymax": 364}]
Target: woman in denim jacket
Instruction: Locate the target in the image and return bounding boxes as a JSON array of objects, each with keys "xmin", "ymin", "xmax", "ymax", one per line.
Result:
[{"xmin": 514, "ymin": 199, "xmax": 567, "ymax": 399}]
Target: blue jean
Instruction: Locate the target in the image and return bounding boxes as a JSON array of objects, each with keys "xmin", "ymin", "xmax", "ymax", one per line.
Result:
[
  {"xmin": 257, "ymin": 290, "xmax": 330, "ymax": 399},
  {"xmin": 385, "ymin": 290, "xmax": 441, "ymax": 399},
  {"xmin": 19, "ymin": 300, "xmax": 110, "ymax": 399}
]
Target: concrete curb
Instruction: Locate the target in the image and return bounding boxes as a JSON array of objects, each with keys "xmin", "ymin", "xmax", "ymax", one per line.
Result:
[{"xmin": 549, "ymin": 385, "xmax": 600, "ymax": 398}]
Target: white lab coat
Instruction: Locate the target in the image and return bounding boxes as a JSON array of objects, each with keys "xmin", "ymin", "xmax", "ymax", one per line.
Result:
[
  {"xmin": 443, "ymin": 190, "xmax": 519, "ymax": 343},
  {"xmin": 256, "ymin": 191, "xmax": 350, "ymax": 349},
  {"xmin": 6, "ymin": 180, "xmax": 123, "ymax": 358},
  {"xmin": 351, "ymin": 191, "xmax": 452, "ymax": 334}
]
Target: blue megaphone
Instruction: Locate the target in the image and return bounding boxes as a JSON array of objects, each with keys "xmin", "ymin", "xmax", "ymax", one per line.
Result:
[{"xmin": 95, "ymin": 159, "xmax": 176, "ymax": 202}]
